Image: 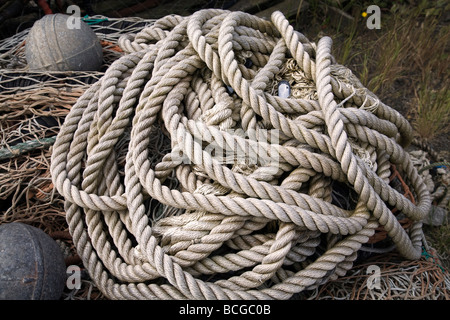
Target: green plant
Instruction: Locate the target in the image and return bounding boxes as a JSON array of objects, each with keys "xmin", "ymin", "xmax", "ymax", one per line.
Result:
[
  {"xmin": 406, "ymin": 17, "xmax": 450, "ymax": 83},
  {"xmin": 297, "ymin": 1, "xmax": 449, "ymax": 140},
  {"xmin": 366, "ymin": 27, "xmax": 410, "ymax": 95},
  {"xmin": 358, "ymin": 52, "xmax": 370, "ymax": 88},
  {"xmin": 412, "ymin": 82, "xmax": 450, "ymax": 140},
  {"xmin": 423, "ymin": 222, "xmax": 450, "ymax": 271}
]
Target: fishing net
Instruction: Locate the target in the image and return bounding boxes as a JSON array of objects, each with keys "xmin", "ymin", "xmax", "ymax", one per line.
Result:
[
  {"xmin": 0, "ymin": 15, "xmax": 159, "ymax": 222},
  {"xmin": 303, "ymin": 251, "xmax": 450, "ymax": 300},
  {"xmin": 0, "ymin": 15, "xmax": 157, "ymax": 300}
]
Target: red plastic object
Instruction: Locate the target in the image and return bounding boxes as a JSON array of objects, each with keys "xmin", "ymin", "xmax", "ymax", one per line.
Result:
[{"xmin": 36, "ymin": 0, "xmax": 53, "ymax": 14}]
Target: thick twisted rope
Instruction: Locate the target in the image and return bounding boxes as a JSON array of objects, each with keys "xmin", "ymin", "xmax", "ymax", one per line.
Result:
[{"xmin": 50, "ymin": 9, "xmax": 431, "ymax": 300}]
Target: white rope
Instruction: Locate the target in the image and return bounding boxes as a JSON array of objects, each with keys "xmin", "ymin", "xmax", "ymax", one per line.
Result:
[{"xmin": 50, "ymin": 9, "xmax": 431, "ymax": 300}]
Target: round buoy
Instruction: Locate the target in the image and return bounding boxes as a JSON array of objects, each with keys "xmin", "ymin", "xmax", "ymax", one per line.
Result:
[
  {"xmin": 0, "ymin": 222, "xmax": 67, "ymax": 300},
  {"xmin": 25, "ymin": 13, "xmax": 103, "ymax": 71}
]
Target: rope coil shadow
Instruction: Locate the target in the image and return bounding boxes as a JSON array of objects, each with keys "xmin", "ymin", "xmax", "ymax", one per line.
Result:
[{"xmin": 50, "ymin": 9, "xmax": 431, "ymax": 299}]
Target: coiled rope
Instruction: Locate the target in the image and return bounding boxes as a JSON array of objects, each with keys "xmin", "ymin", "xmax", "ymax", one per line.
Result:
[{"xmin": 50, "ymin": 9, "xmax": 431, "ymax": 300}]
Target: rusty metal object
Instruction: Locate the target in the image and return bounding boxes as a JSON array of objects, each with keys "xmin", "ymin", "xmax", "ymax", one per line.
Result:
[{"xmin": 0, "ymin": 222, "xmax": 66, "ymax": 300}]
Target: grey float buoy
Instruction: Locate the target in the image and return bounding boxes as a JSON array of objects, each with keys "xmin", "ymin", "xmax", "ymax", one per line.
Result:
[
  {"xmin": 0, "ymin": 222, "xmax": 67, "ymax": 300},
  {"xmin": 25, "ymin": 13, "xmax": 103, "ymax": 71}
]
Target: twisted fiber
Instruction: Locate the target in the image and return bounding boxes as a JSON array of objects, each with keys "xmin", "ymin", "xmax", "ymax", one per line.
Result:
[
  {"xmin": 315, "ymin": 37, "xmax": 429, "ymax": 259},
  {"xmin": 51, "ymin": 9, "xmax": 431, "ymax": 299}
]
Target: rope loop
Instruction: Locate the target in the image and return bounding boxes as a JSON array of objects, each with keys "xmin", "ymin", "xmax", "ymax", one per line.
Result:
[{"xmin": 50, "ymin": 9, "xmax": 431, "ymax": 299}]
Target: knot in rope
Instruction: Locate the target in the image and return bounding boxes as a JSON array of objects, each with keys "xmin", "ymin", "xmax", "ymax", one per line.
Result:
[{"xmin": 50, "ymin": 9, "xmax": 431, "ymax": 300}]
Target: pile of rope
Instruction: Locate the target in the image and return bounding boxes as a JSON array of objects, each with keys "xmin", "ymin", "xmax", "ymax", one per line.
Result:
[{"xmin": 50, "ymin": 9, "xmax": 432, "ymax": 300}]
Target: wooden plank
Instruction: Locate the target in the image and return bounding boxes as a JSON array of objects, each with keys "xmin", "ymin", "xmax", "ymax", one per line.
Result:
[{"xmin": 256, "ymin": 0, "xmax": 308, "ymax": 20}]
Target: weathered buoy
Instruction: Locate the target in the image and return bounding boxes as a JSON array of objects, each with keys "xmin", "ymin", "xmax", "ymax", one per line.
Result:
[
  {"xmin": 0, "ymin": 222, "xmax": 67, "ymax": 300},
  {"xmin": 25, "ymin": 13, "xmax": 103, "ymax": 71}
]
